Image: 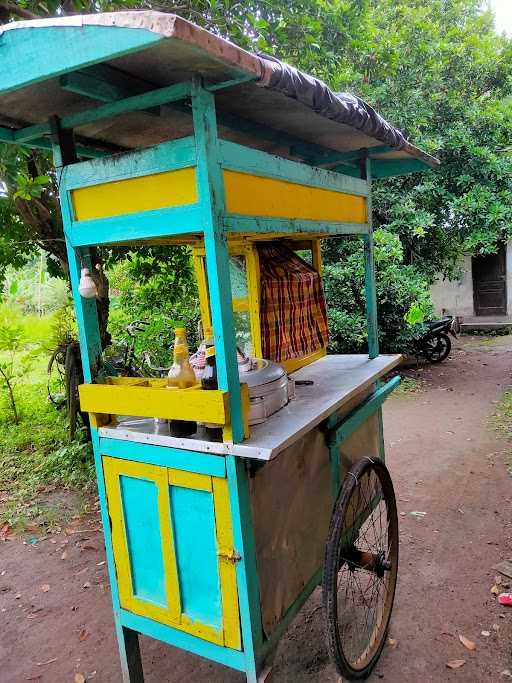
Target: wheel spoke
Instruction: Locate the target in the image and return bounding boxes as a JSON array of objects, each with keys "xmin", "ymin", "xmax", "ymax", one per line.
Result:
[{"xmin": 325, "ymin": 459, "xmax": 398, "ymax": 676}]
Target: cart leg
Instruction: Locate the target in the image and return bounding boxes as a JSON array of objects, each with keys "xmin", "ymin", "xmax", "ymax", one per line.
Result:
[{"xmin": 118, "ymin": 626, "xmax": 144, "ymax": 683}]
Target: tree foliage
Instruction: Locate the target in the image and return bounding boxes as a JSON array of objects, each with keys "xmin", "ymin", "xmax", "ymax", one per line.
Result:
[{"xmin": 1, "ymin": 0, "xmax": 512, "ymax": 352}]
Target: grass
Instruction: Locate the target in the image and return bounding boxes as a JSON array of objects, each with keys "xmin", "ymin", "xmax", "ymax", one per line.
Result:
[
  {"xmin": 0, "ymin": 348, "xmax": 96, "ymax": 532},
  {"xmin": 489, "ymin": 389, "xmax": 512, "ymax": 477},
  {"xmin": 392, "ymin": 374, "xmax": 426, "ymax": 396}
]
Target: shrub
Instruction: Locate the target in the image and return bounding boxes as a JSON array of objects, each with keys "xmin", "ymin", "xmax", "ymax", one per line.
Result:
[{"xmin": 323, "ymin": 229, "xmax": 433, "ymax": 354}]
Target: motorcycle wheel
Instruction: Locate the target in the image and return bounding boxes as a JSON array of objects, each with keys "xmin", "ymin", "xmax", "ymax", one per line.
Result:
[{"xmin": 423, "ymin": 332, "xmax": 451, "ymax": 363}]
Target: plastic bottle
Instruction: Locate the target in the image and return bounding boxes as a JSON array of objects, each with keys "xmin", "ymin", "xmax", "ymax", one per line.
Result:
[{"xmin": 167, "ymin": 328, "xmax": 197, "ymax": 437}]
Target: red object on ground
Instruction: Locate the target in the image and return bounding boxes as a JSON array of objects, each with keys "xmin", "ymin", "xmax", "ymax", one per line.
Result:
[{"xmin": 498, "ymin": 593, "xmax": 512, "ymax": 606}]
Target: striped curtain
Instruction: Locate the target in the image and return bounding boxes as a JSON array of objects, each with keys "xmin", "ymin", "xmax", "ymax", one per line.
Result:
[{"xmin": 258, "ymin": 243, "xmax": 329, "ymax": 362}]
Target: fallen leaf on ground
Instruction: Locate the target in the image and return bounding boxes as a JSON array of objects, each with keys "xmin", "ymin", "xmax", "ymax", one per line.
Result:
[
  {"xmin": 40, "ymin": 584, "xmax": 50, "ymax": 593},
  {"xmin": 96, "ymin": 561, "xmax": 105, "ymax": 567},
  {"xmin": 446, "ymin": 660, "xmax": 465, "ymax": 669},
  {"xmin": 493, "ymin": 624, "xmax": 500, "ymax": 631},
  {"xmin": 36, "ymin": 658, "xmax": 57, "ymax": 666},
  {"xmin": 387, "ymin": 638, "xmax": 397, "ymax": 648},
  {"xmin": 0, "ymin": 523, "xmax": 12, "ymax": 540},
  {"xmin": 74, "ymin": 674, "xmax": 86, "ymax": 683},
  {"xmin": 491, "ymin": 584, "xmax": 500, "ymax": 595},
  {"xmin": 481, "ymin": 630, "xmax": 491, "ymax": 637},
  {"xmin": 410, "ymin": 511, "xmax": 427, "ymax": 517},
  {"xmin": 80, "ymin": 544, "xmax": 97, "ymax": 551},
  {"xmin": 459, "ymin": 635, "xmax": 476, "ymax": 651},
  {"xmin": 79, "ymin": 628, "xmax": 89, "ymax": 641},
  {"xmin": 61, "ymin": 551, "xmax": 68, "ymax": 560},
  {"xmin": 15, "ymin": 593, "xmax": 21, "ymax": 599},
  {"xmin": 502, "ymin": 671, "xmax": 512, "ymax": 679},
  {"xmin": 82, "ymin": 581, "xmax": 91, "ymax": 590}
]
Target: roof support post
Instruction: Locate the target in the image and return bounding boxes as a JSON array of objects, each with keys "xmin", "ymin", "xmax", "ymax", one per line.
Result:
[
  {"xmin": 361, "ymin": 153, "xmax": 379, "ymax": 359},
  {"xmin": 191, "ymin": 79, "xmax": 245, "ymax": 444}
]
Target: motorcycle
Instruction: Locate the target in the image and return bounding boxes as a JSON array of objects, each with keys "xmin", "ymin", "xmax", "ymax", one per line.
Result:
[{"xmin": 415, "ymin": 315, "xmax": 458, "ymax": 363}]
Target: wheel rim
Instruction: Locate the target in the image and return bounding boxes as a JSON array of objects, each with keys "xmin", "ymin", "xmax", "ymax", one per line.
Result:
[
  {"xmin": 334, "ymin": 464, "xmax": 398, "ymax": 672},
  {"xmin": 424, "ymin": 335, "xmax": 448, "ymax": 361}
]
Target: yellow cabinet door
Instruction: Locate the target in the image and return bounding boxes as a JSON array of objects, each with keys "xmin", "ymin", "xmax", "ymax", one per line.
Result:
[{"xmin": 103, "ymin": 456, "xmax": 241, "ymax": 649}]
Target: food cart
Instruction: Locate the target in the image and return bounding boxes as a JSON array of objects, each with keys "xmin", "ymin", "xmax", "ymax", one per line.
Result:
[{"xmin": 0, "ymin": 12, "xmax": 439, "ymax": 682}]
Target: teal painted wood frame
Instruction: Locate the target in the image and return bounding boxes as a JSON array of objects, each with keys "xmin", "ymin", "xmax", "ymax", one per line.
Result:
[
  {"xmin": 226, "ymin": 455, "xmax": 264, "ymax": 681},
  {"xmin": 364, "ymin": 158, "xmax": 379, "ymax": 359},
  {"xmin": 100, "ymin": 437, "xmax": 227, "ymax": 478},
  {"xmin": 53, "ymin": 136, "xmax": 147, "ymax": 680},
  {"xmin": 191, "ymin": 80, "xmax": 245, "ymax": 444},
  {"xmin": 120, "ymin": 608, "xmax": 246, "ymax": 672},
  {"xmin": 326, "ymin": 376, "xmax": 401, "ymax": 452},
  {"xmin": 62, "ymin": 136, "xmax": 196, "ymax": 190},
  {"xmin": 224, "ymin": 216, "xmax": 369, "ymax": 236},
  {"xmin": 219, "ymin": 140, "xmax": 369, "ymax": 197},
  {"xmin": 68, "ymin": 205, "xmax": 203, "ymax": 248},
  {"xmin": 16, "ymin": 81, "xmax": 193, "ymax": 142},
  {"xmin": 0, "ymin": 25, "xmax": 163, "ymax": 95}
]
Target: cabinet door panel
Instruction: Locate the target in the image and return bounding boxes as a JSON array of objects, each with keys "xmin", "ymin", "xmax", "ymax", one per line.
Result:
[{"xmin": 103, "ymin": 455, "xmax": 241, "ymax": 650}]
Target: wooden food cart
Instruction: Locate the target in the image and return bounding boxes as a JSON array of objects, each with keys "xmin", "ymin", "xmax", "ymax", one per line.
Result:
[{"xmin": 0, "ymin": 12, "xmax": 439, "ymax": 682}]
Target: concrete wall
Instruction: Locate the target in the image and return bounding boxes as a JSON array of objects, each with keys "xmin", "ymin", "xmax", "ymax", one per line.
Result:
[
  {"xmin": 431, "ymin": 253, "xmax": 474, "ymax": 317},
  {"xmin": 430, "ymin": 241, "xmax": 512, "ymax": 320}
]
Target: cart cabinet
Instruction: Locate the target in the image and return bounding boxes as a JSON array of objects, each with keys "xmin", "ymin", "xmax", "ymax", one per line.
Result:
[{"xmin": 0, "ymin": 11, "xmax": 439, "ymax": 683}]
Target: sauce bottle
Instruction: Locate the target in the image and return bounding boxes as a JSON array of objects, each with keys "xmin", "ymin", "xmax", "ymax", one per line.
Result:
[
  {"xmin": 167, "ymin": 327, "xmax": 197, "ymax": 437},
  {"xmin": 201, "ymin": 340, "xmax": 223, "ymax": 442}
]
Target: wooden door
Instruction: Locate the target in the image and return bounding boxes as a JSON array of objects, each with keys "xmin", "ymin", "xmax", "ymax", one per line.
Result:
[{"xmin": 472, "ymin": 243, "xmax": 507, "ymax": 316}]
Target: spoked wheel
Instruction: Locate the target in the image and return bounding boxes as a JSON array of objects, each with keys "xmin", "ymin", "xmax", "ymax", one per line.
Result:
[
  {"xmin": 423, "ymin": 332, "xmax": 451, "ymax": 363},
  {"xmin": 323, "ymin": 457, "xmax": 399, "ymax": 681}
]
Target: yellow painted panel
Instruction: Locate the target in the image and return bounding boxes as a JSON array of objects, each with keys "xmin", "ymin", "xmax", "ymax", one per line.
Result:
[
  {"xmin": 224, "ymin": 170, "xmax": 367, "ymax": 223},
  {"xmin": 103, "ymin": 456, "xmax": 181, "ymax": 625},
  {"xmin": 79, "ymin": 383, "xmax": 229, "ymax": 425},
  {"xmin": 72, "ymin": 167, "xmax": 198, "ymax": 222},
  {"xmin": 281, "ymin": 346, "xmax": 327, "ymax": 374},
  {"xmin": 212, "ymin": 477, "xmax": 242, "ymax": 650},
  {"xmin": 168, "ymin": 469, "xmax": 212, "ymax": 492}
]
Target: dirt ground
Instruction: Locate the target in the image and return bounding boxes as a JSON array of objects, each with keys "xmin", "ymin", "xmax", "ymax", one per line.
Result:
[{"xmin": 1, "ymin": 334, "xmax": 512, "ymax": 683}]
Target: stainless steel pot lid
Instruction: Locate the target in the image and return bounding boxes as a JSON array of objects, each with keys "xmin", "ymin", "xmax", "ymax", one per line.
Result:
[{"xmin": 238, "ymin": 358, "xmax": 286, "ymax": 388}]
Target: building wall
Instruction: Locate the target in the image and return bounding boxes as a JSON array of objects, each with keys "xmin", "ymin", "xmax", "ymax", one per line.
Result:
[
  {"xmin": 430, "ymin": 241, "xmax": 512, "ymax": 320},
  {"xmin": 431, "ymin": 253, "xmax": 474, "ymax": 317}
]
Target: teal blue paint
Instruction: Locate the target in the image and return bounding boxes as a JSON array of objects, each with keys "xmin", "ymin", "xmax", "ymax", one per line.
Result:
[
  {"xmin": 226, "ymin": 455, "xmax": 262, "ymax": 680},
  {"xmin": 219, "ymin": 140, "xmax": 368, "ymax": 197},
  {"xmin": 67, "ymin": 204, "xmax": 202, "ymax": 248},
  {"xmin": 170, "ymin": 485, "xmax": 222, "ymax": 628},
  {"xmin": 363, "ymin": 158, "xmax": 379, "ymax": 360},
  {"xmin": 205, "ymin": 74, "xmax": 257, "ymax": 91},
  {"xmin": 100, "ymin": 438, "xmax": 226, "ymax": 478},
  {"xmin": 192, "ymin": 81, "xmax": 244, "ymax": 443},
  {"xmin": 371, "ymin": 158, "xmax": 431, "ymax": 178},
  {"xmin": 92, "ymin": 429, "xmax": 137, "ymax": 678},
  {"xmin": 328, "ymin": 443, "xmax": 341, "ymax": 498},
  {"xmin": 258, "ymin": 567, "xmax": 322, "ymax": 665},
  {"xmin": 224, "ymin": 215, "xmax": 369, "ymax": 236},
  {"xmin": 121, "ymin": 476, "xmax": 166, "ymax": 605},
  {"xmin": 60, "ymin": 69, "xmax": 144, "ymax": 104},
  {"xmin": 120, "ymin": 608, "xmax": 246, "ymax": 672},
  {"xmin": 0, "ymin": 26, "xmax": 162, "ymax": 95},
  {"xmin": 329, "ymin": 376, "xmax": 401, "ymax": 448},
  {"xmin": 62, "ymin": 136, "xmax": 196, "ymax": 190},
  {"xmin": 17, "ymin": 81, "xmax": 192, "ymax": 142},
  {"xmin": 0, "ymin": 127, "xmax": 14, "ymax": 141}
]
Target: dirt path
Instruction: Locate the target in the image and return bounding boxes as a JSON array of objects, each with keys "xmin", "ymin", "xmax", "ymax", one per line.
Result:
[{"xmin": 1, "ymin": 336, "xmax": 512, "ymax": 683}]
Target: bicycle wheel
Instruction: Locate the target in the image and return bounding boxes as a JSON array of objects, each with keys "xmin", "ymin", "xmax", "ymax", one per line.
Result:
[
  {"xmin": 423, "ymin": 332, "xmax": 451, "ymax": 363},
  {"xmin": 323, "ymin": 457, "xmax": 399, "ymax": 681},
  {"xmin": 64, "ymin": 344, "xmax": 80, "ymax": 440}
]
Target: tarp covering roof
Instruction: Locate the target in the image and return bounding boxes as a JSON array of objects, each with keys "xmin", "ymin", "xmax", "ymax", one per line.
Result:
[{"xmin": 0, "ymin": 12, "xmax": 438, "ymax": 172}]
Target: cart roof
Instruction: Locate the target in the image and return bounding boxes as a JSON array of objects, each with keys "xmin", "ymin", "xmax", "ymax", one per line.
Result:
[{"xmin": 0, "ymin": 12, "xmax": 439, "ymax": 175}]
